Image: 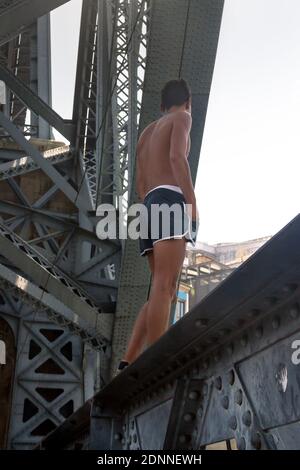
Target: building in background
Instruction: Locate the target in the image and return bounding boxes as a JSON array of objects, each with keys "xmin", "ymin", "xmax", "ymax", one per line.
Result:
[{"xmin": 176, "ymin": 236, "xmax": 271, "ymax": 319}]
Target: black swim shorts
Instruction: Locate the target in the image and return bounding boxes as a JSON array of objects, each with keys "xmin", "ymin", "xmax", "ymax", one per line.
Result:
[{"xmin": 139, "ymin": 187, "xmax": 198, "ymax": 257}]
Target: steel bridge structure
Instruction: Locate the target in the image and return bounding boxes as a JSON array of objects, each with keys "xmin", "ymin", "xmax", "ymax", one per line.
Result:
[{"xmin": 1, "ymin": 0, "xmax": 299, "ymax": 452}]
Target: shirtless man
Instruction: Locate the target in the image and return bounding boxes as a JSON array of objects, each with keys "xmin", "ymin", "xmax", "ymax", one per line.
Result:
[{"xmin": 117, "ymin": 79, "xmax": 198, "ymax": 372}]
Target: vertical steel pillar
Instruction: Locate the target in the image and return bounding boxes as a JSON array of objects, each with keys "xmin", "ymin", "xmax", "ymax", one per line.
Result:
[{"xmin": 30, "ymin": 15, "xmax": 52, "ymax": 139}]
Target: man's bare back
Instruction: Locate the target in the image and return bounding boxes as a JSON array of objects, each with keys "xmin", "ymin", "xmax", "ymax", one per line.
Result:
[{"xmin": 136, "ymin": 110, "xmax": 191, "ymax": 200}]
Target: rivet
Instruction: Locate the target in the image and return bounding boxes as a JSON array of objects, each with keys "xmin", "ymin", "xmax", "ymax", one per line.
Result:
[
  {"xmin": 289, "ymin": 304, "xmax": 300, "ymax": 319},
  {"xmin": 188, "ymin": 390, "xmax": 200, "ymax": 400},
  {"xmin": 229, "ymin": 416, "xmax": 237, "ymax": 430},
  {"xmin": 237, "ymin": 437, "xmax": 246, "ymax": 450},
  {"xmin": 214, "ymin": 376, "xmax": 222, "ymax": 390},
  {"xmin": 235, "ymin": 389, "xmax": 243, "ymax": 406},
  {"xmin": 251, "ymin": 431, "xmax": 262, "ymax": 449},
  {"xmin": 242, "ymin": 410, "xmax": 252, "ymax": 427},
  {"xmin": 221, "ymin": 396, "xmax": 229, "ymax": 409},
  {"xmin": 272, "ymin": 317, "xmax": 280, "ymax": 329},
  {"xmin": 130, "ymin": 420, "xmax": 135, "ymax": 430},
  {"xmin": 227, "ymin": 369, "xmax": 235, "ymax": 385},
  {"xmin": 184, "ymin": 413, "xmax": 195, "ymax": 423},
  {"xmin": 114, "ymin": 432, "xmax": 122, "ymax": 441},
  {"xmin": 241, "ymin": 335, "xmax": 248, "ymax": 347},
  {"xmin": 202, "ymin": 383, "xmax": 208, "ymax": 396},
  {"xmin": 197, "ymin": 406, "xmax": 203, "ymax": 417},
  {"xmin": 179, "ymin": 434, "xmax": 190, "ymax": 444}
]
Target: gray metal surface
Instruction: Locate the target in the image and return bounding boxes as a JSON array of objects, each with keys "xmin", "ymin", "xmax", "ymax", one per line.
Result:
[
  {"xmin": 39, "ymin": 214, "xmax": 300, "ymax": 450},
  {"xmin": 0, "ymin": 0, "xmax": 71, "ymax": 45}
]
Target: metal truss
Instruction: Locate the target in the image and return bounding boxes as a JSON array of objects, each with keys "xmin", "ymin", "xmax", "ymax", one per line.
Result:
[
  {"xmin": 0, "ymin": 221, "xmax": 111, "ymax": 328},
  {"xmin": 0, "ymin": 111, "xmax": 91, "ymax": 215},
  {"xmin": 0, "ymin": 145, "xmax": 72, "ymax": 181},
  {"xmin": 0, "ymin": 62, "xmax": 74, "ymax": 140},
  {"xmin": 40, "ymin": 214, "xmax": 300, "ymax": 451},
  {"xmin": 110, "ymin": 0, "xmax": 224, "ymax": 377},
  {"xmin": 72, "ymin": 0, "xmax": 99, "ymax": 209},
  {"xmin": 0, "ymin": 0, "xmax": 71, "ymax": 46},
  {"xmin": 0, "ymin": 262, "xmax": 108, "ymax": 349},
  {"xmin": 0, "ymin": 28, "xmax": 31, "ymax": 131},
  {"xmin": 0, "ymin": 304, "xmax": 85, "ymax": 449},
  {"xmin": 73, "ymin": 0, "xmax": 151, "ymax": 210},
  {"xmin": 96, "ymin": 0, "xmax": 151, "ymax": 208}
]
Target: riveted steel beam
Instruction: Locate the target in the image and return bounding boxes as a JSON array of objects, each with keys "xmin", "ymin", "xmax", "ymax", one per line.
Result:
[
  {"xmin": 0, "ymin": 64, "xmax": 74, "ymax": 140},
  {"xmin": 0, "ymin": 111, "xmax": 92, "ymax": 214},
  {"xmin": 0, "ymin": 0, "xmax": 71, "ymax": 46},
  {"xmin": 0, "ymin": 262, "xmax": 108, "ymax": 349},
  {"xmin": 40, "ymin": 214, "xmax": 300, "ymax": 450}
]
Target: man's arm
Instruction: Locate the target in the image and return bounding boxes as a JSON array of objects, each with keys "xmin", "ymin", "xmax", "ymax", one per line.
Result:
[{"xmin": 169, "ymin": 111, "xmax": 197, "ymax": 219}]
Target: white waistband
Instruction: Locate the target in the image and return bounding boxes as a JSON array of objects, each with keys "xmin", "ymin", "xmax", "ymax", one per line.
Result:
[{"xmin": 145, "ymin": 185, "xmax": 183, "ymax": 198}]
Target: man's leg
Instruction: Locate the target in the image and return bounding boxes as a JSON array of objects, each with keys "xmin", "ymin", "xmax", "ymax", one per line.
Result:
[
  {"xmin": 146, "ymin": 238, "xmax": 186, "ymax": 346},
  {"xmin": 122, "ymin": 252, "xmax": 154, "ymax": 364}
]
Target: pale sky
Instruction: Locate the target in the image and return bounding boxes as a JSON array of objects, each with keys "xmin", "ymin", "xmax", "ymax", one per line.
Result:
[{"xmin": 51, "ymin": 0, "xmax": 299, "ymax": 244}]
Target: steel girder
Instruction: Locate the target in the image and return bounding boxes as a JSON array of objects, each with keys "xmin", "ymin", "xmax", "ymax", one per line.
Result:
[
  {"xmin": 0, "ymin": 29, "xmax": 31, "ymax": 131},
  {"xmin": 72, "ymin": 0, "xmax": 150, "ymax": 210},
  {"xmin": 0, "ymin": 262, "xmax": 107, "ymax": 348},
  {"xmin": 0, "ymin": 305, "xmax": 85, "ymax": 449},
  {"xmin": 0, "ymin": 1, "xmax": 117, "ymax": 448},
  {"xmin": 0, "ymin": 0, "xmax": 71, "ymax": 46},
  {"xmin": 110, "ymin": 0, "xmax": 224, "ymax": 377},
  {"xmin": 0, "ymin": 221, "xmax": 115, "ymax": 339},
  {"xmin": 40, "ymin": 214, "xmax": 300, "ymax": 450},
  {"xmin": 0, "ymin": 145, "xmax": 72, "ymax": 181},
  {"xmin": 72, "ymin": 0, "xmax": 99, "ymax": 209},
  {"xmin": 96, "ymin": 0, "xmax": 151, "ymax": 208},
  {"xmin": 0, "ymin": 111, "xmax": 91, "ymax": 214},
  {"xmin": 0, "ymin": 63, "xmax": 74, "ymax": 140}
]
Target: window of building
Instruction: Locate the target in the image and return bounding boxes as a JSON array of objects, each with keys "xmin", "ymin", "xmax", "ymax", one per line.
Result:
[{"xmin": 174, "ymin": 293, "xmax": 187, "ymax": 323}]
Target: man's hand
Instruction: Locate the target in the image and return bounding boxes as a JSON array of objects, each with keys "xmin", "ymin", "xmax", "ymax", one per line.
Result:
[{"xmin": 186, "ymin": 196, "xmax": 198, "ymax": 221}]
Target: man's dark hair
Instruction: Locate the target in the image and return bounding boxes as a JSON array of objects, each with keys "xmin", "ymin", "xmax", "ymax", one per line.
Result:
[{"xmin": 161, "ymin": 79, "xmax": 191, "ymax": 111}]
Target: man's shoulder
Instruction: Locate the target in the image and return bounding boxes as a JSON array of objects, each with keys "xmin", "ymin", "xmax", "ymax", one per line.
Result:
[
  {"xmin": 141, "ymin": 119, "xmax": 158, "ymax": 135},
  {"xmin": 172, "ymin": 110, "xmax": 192, "ymax": 124}
]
